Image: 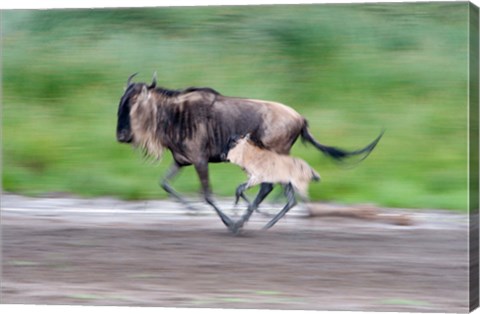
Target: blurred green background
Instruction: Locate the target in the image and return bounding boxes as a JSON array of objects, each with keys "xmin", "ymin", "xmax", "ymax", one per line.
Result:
[{"xmin": 1, "ymin": 3, "xmax": 470, "ymax": 210}]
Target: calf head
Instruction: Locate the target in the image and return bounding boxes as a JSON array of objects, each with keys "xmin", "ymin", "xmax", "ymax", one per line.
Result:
[{"xmin": 221, "ymin": 134, "xmax": 251, "ymax": 162}]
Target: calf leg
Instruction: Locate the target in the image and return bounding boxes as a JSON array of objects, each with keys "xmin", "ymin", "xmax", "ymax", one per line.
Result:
[
  {"xmin": 255, "ymin": 184, "xmax": 288, "ymax": 217},
  {"xmin": 262, "ymin": 183, "xmax": 297, "ymax": 230},
  {"xmin": 253, "ymin": 183, "xmax": 274, "ymax": 207},
  {"xmin": 252, "ymin": 182, "xmax": 274, "ymax": 214},
  {"xmin": 234, "ymin": 182, "xmax": 251, "ymax": 205},
  {"xmin": 160, "ymin": 162, "xmax": 198, "ymax": 211},
  {"xmin": 235, "ymin": 182, "xmax": 272, "ymax": 214},
  {"xmin": 232, "ymin": 183, "xmax": 274, "ymax": 232}
]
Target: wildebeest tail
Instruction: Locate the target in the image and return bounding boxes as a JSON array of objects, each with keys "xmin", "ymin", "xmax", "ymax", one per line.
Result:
[{"xmin": 300, "ymin": 121, "xmax": 384, "ymax": 162}]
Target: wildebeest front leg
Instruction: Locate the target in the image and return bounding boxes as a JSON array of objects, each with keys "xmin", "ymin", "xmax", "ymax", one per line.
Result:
[
  {"xmin": 160, "ymin": 162, "xmax": 198, "ymax": 211},
  {"xmin": 194, "ymin": 161, "xmax": 235, "ymax": 231},
  {"xmin": 262, "ymin": 183, "xmax": 297, "ymax": 230}
]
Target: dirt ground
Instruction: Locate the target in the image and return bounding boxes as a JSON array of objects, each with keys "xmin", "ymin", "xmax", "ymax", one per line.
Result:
[{"xmin": 1, "ymin": 194, "xmax": 471, "ymax": 312}]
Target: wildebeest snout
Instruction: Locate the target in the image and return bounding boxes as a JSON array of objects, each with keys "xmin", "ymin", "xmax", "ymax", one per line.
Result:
[{"xmin": 117, "ymin": 129, "xmax": 133, "ymax": 143}]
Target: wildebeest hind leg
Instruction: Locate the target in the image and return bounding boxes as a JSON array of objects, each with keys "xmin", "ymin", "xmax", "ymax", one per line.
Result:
[
  {"xmin": 160, "ymin": 162, "xmax": 198, "ymax": 211},
  {"xmin": 262, "ymin": 183, "xmax": 297, "ymax": 230}
]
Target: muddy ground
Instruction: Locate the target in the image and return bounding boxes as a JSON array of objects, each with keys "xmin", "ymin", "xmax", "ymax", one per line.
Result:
[{"xmin": 1, "ymin": 194, "xmax": 471, "ymax": 312}]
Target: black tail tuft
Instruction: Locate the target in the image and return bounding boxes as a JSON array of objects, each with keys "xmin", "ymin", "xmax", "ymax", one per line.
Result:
[{"xmin": 301, "ymin": 121, "xmax": 385, "ymax": 162}]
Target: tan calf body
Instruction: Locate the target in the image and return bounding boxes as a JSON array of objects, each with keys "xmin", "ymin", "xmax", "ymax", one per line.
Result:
[{"xmin": 227, "ymin": 137, "xmax": 320, "ymax": 197}]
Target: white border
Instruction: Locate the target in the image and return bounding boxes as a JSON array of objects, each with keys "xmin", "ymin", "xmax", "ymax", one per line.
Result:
[
  {"xmin": 1, "ymin": 1, "xmax": 478, "ymax": 314},
  {"xmin": 0, "ymin": 0, "xmax": 479, "ymax": 10}
]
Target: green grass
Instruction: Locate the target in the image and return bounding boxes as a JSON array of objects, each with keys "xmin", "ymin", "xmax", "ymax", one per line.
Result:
[{"xmin": 1, "ymin": 3, "xmax": 470, "ymax": 210}]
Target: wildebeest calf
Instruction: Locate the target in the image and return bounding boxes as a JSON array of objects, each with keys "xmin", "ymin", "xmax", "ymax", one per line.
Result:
[{"xmin": 223, "ymin": 134, "xmax": 321, "ymax": 229}]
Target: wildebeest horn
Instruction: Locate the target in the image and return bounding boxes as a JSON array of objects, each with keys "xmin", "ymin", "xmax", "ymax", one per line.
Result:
[
  {"xmin": 149, "ymin": 71, "xmax": 157, "ymax": 89},
  {"xmin": 127, "ymin": 72, "xmax": 138, "ymax": 86}
]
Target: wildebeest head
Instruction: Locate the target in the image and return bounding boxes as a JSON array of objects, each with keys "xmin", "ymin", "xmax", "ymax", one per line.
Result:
[{"xmin": 116, "ymin": 73, "xmax": 157, "ymax": 143}]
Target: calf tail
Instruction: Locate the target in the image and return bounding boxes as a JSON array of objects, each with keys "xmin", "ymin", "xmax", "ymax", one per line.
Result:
[{"xmin": 300, "ymin": 121, "xmax": 384, "ymax": 162}]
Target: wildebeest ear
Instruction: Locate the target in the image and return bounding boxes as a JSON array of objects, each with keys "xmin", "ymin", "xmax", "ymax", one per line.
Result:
[{"xmin": 149, "ymin": 71, "xmax": 157, "ymax": 89}]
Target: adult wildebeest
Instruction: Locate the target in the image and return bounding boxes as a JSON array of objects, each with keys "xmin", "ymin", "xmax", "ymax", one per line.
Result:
[{"xmin": 116, "ymin": 73, "xmax": 383, "ymax": 233}]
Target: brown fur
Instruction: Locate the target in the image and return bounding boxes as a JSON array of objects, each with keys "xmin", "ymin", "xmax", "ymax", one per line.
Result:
[
  {"xmin": 126, "ymin": 85, "xmax": 305, "ymax": 165},
  {"xmin": 227, "ymin": 136, "xmax": 320, "ymax": 197}
]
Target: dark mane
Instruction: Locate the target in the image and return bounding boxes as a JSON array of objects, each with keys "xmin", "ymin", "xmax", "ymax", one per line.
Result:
[
  {"xmin": 183, "ymin": 87, "xmax": 221, "ymax": 95},
  {"xmin": 154, "ymin": 87, "xmax": 182, "ymax": 97},
  {"xmin": 153, "ymin": 86, "xmax": 221, "ymax": 97}
]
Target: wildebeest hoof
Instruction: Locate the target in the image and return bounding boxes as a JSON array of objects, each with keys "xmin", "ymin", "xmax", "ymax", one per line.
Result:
[{"xmin": 229, "ymin": 220, "xmax": 245, "ymax": 235}]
